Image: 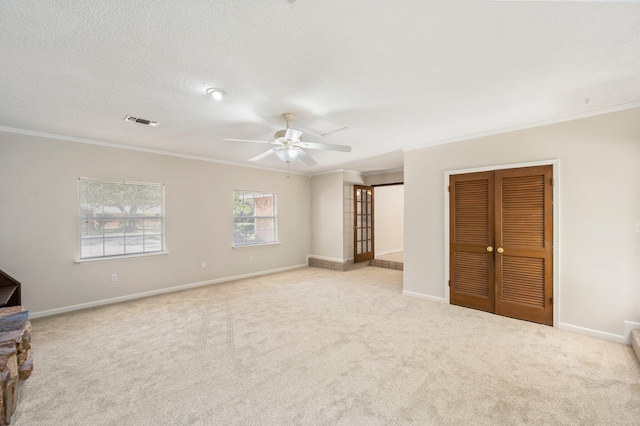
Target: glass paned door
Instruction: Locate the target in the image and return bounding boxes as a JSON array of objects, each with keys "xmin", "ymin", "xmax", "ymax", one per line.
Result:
[{"xmin": 354, "ymin": 185, "xmax": 374, "ymax": 263}]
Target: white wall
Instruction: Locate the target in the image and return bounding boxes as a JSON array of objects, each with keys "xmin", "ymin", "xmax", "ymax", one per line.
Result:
[
  {"xmin": 374, "ymin": 185, "xmax": 404, "ymax": 256},
  {"xmin": 0, "ymin": 132, "xmax": 311, "ymax": 314},
  {"xmin": 310, "ymin": 170, "xmax": 366, "ymax": 263},
  {"xmin": 365, "ymin": 170, "xmax": 403, "ymax": 186},
  {"xmin": 404, "ymin": 107, "xmax": 640, "ymax": 340},
  {"xmin": 310, "ymin": 171, "xmax": 344, "ymax": 261}
]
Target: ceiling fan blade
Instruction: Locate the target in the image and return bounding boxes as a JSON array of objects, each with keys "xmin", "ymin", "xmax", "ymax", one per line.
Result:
[
  {"xmin": 296, "ymin": 149, "xmax": 318, "ymax": 166},
  {"xmin": 223, "ymin": 138, "xmax": 272, "ymax": 144},
  {"xmin": 249, "ymin": 148, "xmax": 277, "ymax": 161},
  {"xmin": 284, "ymin": 128, "xmax": 303, "ymax": 141},
  {"xmin": 297, "ymin": 141, "xmax": 351, "ymax": 152}
]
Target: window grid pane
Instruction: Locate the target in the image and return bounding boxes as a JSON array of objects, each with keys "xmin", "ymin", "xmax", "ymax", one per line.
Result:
[
  {"xmin": 233, "ymin": 190, "xmax": 277, "ymax": 246},
  {"xmin": 78, "ymin": 178, "xmax": 164, "ymax": 259}
]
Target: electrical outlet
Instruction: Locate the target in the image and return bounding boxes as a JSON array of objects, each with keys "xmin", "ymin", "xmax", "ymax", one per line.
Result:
[
  {"xmin": 110, "ymin": 273, "xmax": 118, "ymax": 282},
  {"xmin": 249, "ymin": 256, "xmax": 254, "ymax": 262},
  {"xmin": 201, "ymin": 261, "xmax": 206, "ymax": 268},
  {"xmin": 635, "ymin": 222, "xmax": 640, "ymax": 233}
]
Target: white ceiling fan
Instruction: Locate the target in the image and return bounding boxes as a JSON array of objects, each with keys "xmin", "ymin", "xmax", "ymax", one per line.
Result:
[{"xmin": 224, "ymin": 113, "xmax": 351, "ymax": 166}]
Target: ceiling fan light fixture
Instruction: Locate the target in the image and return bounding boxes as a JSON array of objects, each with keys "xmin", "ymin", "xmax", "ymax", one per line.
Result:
[
  {"xmin": 206, "ymin": 87, "xmax": 226, "ymax": 101},
  {"xmin": 275, "ymin": 147, "xmax": 299, "ymax": 163},
  {"xmin": 226, "ymin": 112, "xmax": 351, "ymax": 167}
]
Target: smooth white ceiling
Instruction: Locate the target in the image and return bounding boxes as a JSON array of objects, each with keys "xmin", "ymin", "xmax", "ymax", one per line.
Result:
[{"xmin": 1, "ymin": 1, "xmax": 639, "ymax": 175}]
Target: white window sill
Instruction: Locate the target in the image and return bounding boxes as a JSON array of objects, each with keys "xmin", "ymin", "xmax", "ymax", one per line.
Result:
[
  {"xmin": 75, "ymin": 251, "xmax": 169, "ymax": 264},
  {"xmin": 232, "ymin": 242, "xmax": 280, "ymax": 249}
]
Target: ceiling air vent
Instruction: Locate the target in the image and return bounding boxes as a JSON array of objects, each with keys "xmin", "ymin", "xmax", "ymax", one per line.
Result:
[{"xmin": 124, "ymin": 115, "xmax": 159, "ymax": 126}]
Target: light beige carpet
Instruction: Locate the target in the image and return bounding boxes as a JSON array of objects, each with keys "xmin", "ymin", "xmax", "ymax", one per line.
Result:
[{"xmin": 12, "ymin": 267, "xmax": 640, "ymax": 425}]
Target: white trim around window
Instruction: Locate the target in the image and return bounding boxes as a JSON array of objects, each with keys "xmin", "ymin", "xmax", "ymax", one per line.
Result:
[
  {"xmin": 233, "ymin": 190, "xmax": 278, "ymax": 247},
  {"xmin": 77, "ymin": 178, "xmax": 166, "ymax": 261}
]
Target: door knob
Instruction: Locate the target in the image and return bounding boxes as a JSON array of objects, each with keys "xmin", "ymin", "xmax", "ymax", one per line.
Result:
[
  {"xmin": 497, "ymin": 247, "xmax": 504, "ymax": 254},
  {"xmin": 486, "ymin": 246, "xmax": 493, "ymax": 252}
]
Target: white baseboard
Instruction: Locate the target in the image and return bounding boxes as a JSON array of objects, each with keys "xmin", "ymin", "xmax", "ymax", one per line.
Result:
[
  {"xmin": 558, "ymin": 322, "xmax": 627, "ymax": 345},
  {"xmin": 402, "ymin": 290, "xmax": 445, "ymax": 303},
  {"xmin": 30, "ymin": 263, "xmax": 307, "ymax": 319},
  {"xmin": 375, "ymin": 249, "xmax": 404, "ymax": 257}
]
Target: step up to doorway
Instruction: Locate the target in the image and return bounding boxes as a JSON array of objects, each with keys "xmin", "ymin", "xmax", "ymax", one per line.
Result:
[
  {"xmin": 308, "ymin": 257, "xmax": 369, "ymax": 272},
  {"xmin": 369, "ymin": 259, "xmax": 403, "ymax": 271},
  {"xmin": 631, "ymin": 329, "xmax": 640, "ymax": 365}
]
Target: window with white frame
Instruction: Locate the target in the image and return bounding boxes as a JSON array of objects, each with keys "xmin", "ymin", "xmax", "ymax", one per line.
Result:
[
  {"xmin": 78, "ymin": 178, "xmax": 165, "ymax": 259},
  {"xmin": 233, "ymin": 190, "xmax": 277, "ymax": 246}
]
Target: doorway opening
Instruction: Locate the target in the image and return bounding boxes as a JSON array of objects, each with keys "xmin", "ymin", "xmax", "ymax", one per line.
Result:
[{"xmin": 355, "ymin": 183, "xmax": 404, "ymax": 270}]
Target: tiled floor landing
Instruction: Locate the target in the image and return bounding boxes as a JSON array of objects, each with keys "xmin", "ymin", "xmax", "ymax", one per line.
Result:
[
  {"xmin": 309, "ymin": 251, "xmax": 404, "ymax": 271},
  {"xmin": 369, "ymin": 251, "xmax": 404, "ymax": 271}
]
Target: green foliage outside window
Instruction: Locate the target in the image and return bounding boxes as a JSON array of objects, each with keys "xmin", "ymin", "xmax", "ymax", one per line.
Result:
[
  {"xmin": 233, "ymin": 190, "xmax": 276, "ymax": 246},
  {"xmin": 78, "ymin": 178, "xmax": 164, "ymax": 259}
]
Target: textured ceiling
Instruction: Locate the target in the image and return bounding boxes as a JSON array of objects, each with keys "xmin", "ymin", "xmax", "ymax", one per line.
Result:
[{"xmin": 1, "ymin": 1, "xmax": 639, "ymax": 175}]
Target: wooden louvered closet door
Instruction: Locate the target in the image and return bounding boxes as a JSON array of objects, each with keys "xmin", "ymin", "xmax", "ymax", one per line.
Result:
[
  {"xmin": 450, "ymin": 165, "xmax": 553, "ymax": 326},
  {"xmin": 449, "ymin": 172, "xmax": 495, "ymax": 313},
  {"xmin": 495, "ymin": 166, "xmax": 553, "ymax": 325}
]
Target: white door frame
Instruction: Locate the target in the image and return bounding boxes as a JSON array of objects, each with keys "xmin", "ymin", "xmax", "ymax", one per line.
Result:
[{"xmin": 443, "ymin": 159, "xmax": 560, "ymax": 327}]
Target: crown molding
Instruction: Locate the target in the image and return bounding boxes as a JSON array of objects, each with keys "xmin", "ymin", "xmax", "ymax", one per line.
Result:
[
  {"xmin": 403, "ymin": 100, "xmax": 640, "ymax": 152},
  {"xmin": 0, "ymin": 126, "xmax": 312, "ymax": 176}
]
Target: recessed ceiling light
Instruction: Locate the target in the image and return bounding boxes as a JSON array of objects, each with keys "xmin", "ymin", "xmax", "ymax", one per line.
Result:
[{"xmin": 206, "ymin": 87, "xmax": 226, "ymax": 101}]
